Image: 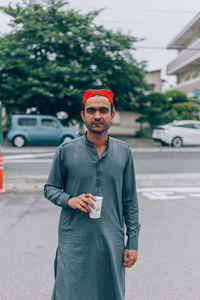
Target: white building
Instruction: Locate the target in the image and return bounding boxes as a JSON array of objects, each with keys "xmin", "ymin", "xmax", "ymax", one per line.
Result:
[{"xmin": 167, "ymin": 13, "xmax": 200, "ymax": 95}]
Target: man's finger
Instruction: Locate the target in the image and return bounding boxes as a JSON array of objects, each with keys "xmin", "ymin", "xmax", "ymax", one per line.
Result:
[
  {"xmin": 125, "ymin": 258, "xmax": 137, "ymax": 267},
  {"xmin": 77, "ymin": 204, "xmax": 88, "ymax": 213},
  {"xmin": 123, "ymin": 257, "xmax": 137, "ymax": 267},
  {"xmin": 123, "ymin": 249, "xmax": 138, "ymax": 267},
  {"xmin": 85, "ymin": 193, "xmax": 97, "ymax": 201},
  {"xmin": 79, "ymin": 200, "xmax": 92, "ymax": 213},
  {"xmin": 123, "ymin": 259, "xmax": 133, "ymax": 267},
  {"xmin": 123, "ymin": 249, "xmax": 128, "ymax": 264},
  {"xmin": 124, "ymin": 263, "xmax": 132, "ymax": 267},
  {"xmin": 128, "ymin": 256, "xmax": 136, "ymax": 264},
  {"xmin": 82, "ymin": 195, "xmax": 96, "ymax": 209}
]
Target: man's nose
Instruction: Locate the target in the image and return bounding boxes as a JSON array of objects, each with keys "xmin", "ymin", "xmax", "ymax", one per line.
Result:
[{"xmin": 94, "ymin": 110, "xmax": 101, "ymax": 119}]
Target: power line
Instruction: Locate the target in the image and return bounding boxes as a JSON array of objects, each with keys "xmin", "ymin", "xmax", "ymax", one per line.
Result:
[
  {"xmin": 135, "ymin": 46, "xmax": 171, "ymax": 50},
  {"xmin": 134, "ymin": 46, "xmax": 200, "ymax": 50},
  {"xmin": 95, "ymin": 19, "xmax": 184, "ymax": 28},
  {"xmin": 69, "ymin": 5, "xmax": 199, "ymax": 15}
]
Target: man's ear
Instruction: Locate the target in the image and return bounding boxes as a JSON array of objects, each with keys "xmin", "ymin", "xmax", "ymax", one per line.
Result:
[
  {"xmin": 80, "ymin": 110, "xmax": 85, "ymax": 121},
  {"xmin": 111, "ymin": 111, "xmax": 115, "ymax": 121}
]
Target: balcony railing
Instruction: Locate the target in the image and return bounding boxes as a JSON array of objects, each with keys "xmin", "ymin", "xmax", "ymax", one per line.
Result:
[{"xmin": 167, "ymin": 38, "xmax": 200, "ymax": 75}]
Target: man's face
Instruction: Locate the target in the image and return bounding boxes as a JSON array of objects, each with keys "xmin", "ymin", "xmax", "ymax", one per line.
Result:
[{"xmin": 81, "ymin": 96, "xmax": 115, "ymax": 134}]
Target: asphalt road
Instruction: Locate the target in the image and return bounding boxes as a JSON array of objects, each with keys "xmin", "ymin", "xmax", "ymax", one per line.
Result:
[
  {"xmin": 1, "ymin": 189, "xmax": 200, "ymax": 300},
  {"xmin": 1, "ymin": 141, "xmax": 200, "ymax": 300},
  {"xmin": 3, "ymin": 146, "xmax": 200, "ymax": 177}
]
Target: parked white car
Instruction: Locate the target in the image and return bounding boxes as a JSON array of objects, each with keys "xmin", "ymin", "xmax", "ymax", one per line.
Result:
[{"xmin": 152, "ymin": 120, "xmax": 200, "ymax": 147}]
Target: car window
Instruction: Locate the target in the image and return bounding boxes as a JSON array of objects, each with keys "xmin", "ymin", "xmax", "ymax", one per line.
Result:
[
  {"xmin": 194, "ymin": 124, "xmax": 200, "ymax": 129},
  {"xmin": 175, "ymin": 124, "xmax": 195, "ymax": 129},
  {"xmin": 41, "ymin": 119, "xmax": 58, "ymax": 127},
  {"xmin": 18, "ymin": 118, "xmax": 37, "ymax": 126}
]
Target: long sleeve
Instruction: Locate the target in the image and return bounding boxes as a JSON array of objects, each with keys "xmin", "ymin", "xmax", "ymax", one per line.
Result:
[
  {"xmin": 44, "ymin": 146, "xmax": 71, "ymax": 208},
  {"xmin": 122, "ymin": 148, "xmax": 141, "ymax": 250}
]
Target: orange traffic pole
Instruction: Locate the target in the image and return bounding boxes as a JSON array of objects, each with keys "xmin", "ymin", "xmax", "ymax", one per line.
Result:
[{"xmin": 0, "ymin": 153, "xmax": 6, "ymax": 193}]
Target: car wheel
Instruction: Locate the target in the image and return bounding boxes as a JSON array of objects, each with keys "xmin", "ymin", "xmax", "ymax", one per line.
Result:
[
  {"xmin": 12, "ymin": 135, "xmax": 26, "ymax": 147},
  {"xmin": 61, "ymin": 135, "xmax": 73, "ymax": 143},
  {"xmin": 171, "ymin": 137, "xmax": 183, "ymax": 148}
]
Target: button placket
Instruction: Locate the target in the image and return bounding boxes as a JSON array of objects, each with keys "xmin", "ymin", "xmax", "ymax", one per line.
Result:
[
  {"xmin": 96, "ymin": 160, "xmax": 100, "ymax": 194},
  {"xmin": 84, "ymin": 135, "xmax": 110, "ymax": 195}
]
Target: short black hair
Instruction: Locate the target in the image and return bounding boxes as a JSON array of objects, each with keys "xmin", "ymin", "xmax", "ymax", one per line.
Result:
[{"xmin": 82, "ymin": 92, "xmax": 114, "ymax": 114}]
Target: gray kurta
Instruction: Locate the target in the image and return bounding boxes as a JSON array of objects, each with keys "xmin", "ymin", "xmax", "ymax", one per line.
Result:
[{"xmin": 44, "ymin": 132, "xmax": 140, "ymax": 300}]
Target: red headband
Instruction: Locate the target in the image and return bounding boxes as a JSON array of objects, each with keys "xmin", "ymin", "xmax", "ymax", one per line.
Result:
[{"xmin": 83, "ymin": 89, "xmax": 113, "ymax": 104}]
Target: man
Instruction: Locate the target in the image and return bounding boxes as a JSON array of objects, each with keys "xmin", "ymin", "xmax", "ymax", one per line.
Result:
[{"xmin": 44, "ymin": 89, "xmax": 141, "ymax": 300}]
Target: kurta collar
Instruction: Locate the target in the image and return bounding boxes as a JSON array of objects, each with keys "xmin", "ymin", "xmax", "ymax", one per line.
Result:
[{"xmin": 83, "ymin": 131, "xmax": 110, "ymax": 149}]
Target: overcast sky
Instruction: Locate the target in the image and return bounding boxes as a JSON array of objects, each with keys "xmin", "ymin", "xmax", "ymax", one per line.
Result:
[{"xmin": 1, "ymin": 0, "xmax": 200, "ymax": 90}]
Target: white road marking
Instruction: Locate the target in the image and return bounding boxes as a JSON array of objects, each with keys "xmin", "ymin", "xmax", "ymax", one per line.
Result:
[
  {"xmin": 4, "ymin": 159, "xmax": 52, "ymax": 163},
  {"xmin": 190, "ymin": 194, "xmax": 200, "ymax": 198},
  {"xmin": 131, "ymin": 147, "xmax": 200, "ymax": 152},
  {"xmin": 142, "ymin": 191, "xmax": 185, "ymax": 200},
  {"xmin": 4, "ymin": 153, "xmax": 54, "ymax": 160},
  {"xmin": 138, "ymin": 187, "xmax": 200, "ymax": 192},
  {"xmin": 137, "ymin": 173, "xmax": 200, "ymax": 180},
  {"xmin": 2, "ymin": 148, "xmax": 56, "ymax": 154},
  {"xmin": 139, "ymin": 187, "xmax": 200, "ymax": 200}
]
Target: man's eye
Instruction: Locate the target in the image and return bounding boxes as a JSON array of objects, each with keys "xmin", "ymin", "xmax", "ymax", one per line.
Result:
[
  {"xmin": 87, "ymin": 108, "xmax": 95, "ymax": 113},
  {"xmin": 100, "ymin": 108, "xmax": 109, "ymax": 113}
]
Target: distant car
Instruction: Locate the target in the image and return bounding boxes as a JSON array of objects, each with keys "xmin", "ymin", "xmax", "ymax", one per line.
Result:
[
  {"xmin": 7, "ymin": 114, "xmax": 79, "ymax": 147},
  {"xmin": 152, "ymin": 120, "xmax": 200, "ymax": 147}
]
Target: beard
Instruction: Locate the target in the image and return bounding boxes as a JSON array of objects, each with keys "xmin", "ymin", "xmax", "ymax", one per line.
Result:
[{"xmin": 85, "ymin": 120, "xmax": 111, "ymax": 134}]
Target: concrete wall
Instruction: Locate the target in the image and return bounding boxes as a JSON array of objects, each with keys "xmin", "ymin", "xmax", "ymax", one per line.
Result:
[{"xmin": 109, "ymin": 111, "xmax": 140, "ymax": 135}]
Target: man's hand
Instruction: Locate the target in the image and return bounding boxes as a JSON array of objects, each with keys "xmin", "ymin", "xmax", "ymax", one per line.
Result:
[
  {"xmin": 123, "ymin": 249, "xmax": 138, "ymax": 268},
  {"xmin": 68, "ymin": 193, "xmax": 96, "ymax": 213}
]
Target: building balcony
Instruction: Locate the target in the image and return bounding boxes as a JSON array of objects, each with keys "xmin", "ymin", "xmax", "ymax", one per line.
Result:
[{"xmin": 167, "ymin": 38, "xmax": 200, "ymax": 75}]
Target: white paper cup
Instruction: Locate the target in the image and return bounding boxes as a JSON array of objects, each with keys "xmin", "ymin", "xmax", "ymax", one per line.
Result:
[{"xmin": 89, "ymin": 196, "xmax": 103, "ymax": 219}]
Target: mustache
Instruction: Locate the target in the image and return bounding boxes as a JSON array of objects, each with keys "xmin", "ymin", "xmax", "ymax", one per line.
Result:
[{"xmin": 92, "ymin": 121, "xmax": 104, "ymax": 125}]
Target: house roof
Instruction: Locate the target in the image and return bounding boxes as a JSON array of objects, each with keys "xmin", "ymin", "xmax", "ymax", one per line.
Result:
[{"xmin": 145, "ymin": 69, "xmax": 161, "ymax": 74}]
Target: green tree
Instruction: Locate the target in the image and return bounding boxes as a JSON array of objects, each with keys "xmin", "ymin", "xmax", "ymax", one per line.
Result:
[
  {"xmin": 164, "ymin": 89, "xmax": 188, "ymax": 103},
  {"xmin": 172, "ymin": 102, "xmax": 199, "ymax": 120},
  {"xmin": 0, "ymin": 0, "xmax": 147, "ymax": 123},
  {"xmin": 166, "ymin": 89, "xmax": 199, "ymax": 120},
  {"xmin": 136, "ymin": 92, "xmax": 169, "ymax": 128}
]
